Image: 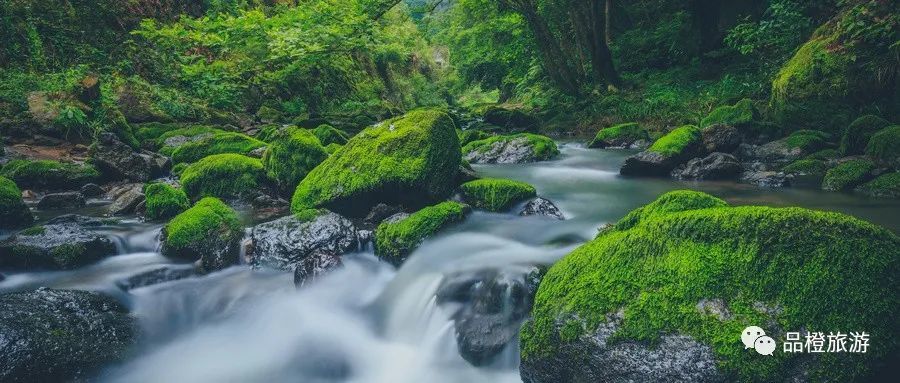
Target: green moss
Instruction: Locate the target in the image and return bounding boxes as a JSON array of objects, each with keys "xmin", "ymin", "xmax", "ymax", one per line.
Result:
[
  {"xmin": 161, "ymin": 197, "xmax": 242, "ymax": 260},
  {"xmin": 588, "ymin": 122, "xmax": 649, "ymax": 148},
  {"xmin": 0, "ymin": 176, "xmax": 32, "ymax": 229},
  {"xmin": 254, "ymin": 124, "xmax": 284, "ymax": 142},
  {"xmin": 180, "ymin": 154, "xmax": 268, "ymax": 200},
  {"xmin": 840, "ymin": 115, "xmax": 890, "ymax": 155},
  {"xmin": 18, "ymin": 226, "xmax": 45, "ymax": 236},
  {"xmin": 805, "ymin": 148, "xmax": 840, "ymax": 160},
  {"xmin": 0, "ymin": 159, "xmax": 99, "ymax": 190},
  {"xmin": 613, "ymin": 189, "xmax": 727, "ymax": 231},
  {"xmin": 521, "ymin": 190, "xmax": 899, "ymax": 382},
  {"xmin": 144, "ymin": 183, "xmax": 190, "ymax": 220},
  {"xmin": 374, "ymin": 201, "xmax": 468, "ymax": 263},
  {"xmin": 324, "ymin": 142, "xmax": 343, "ymax": 154},
  {"xmin": 171, "ymin": 162, "xmax": 188, "ymax": 177},
  {"xmin": 822, "ymin": 159, "xmax": 875, "ymax": 191},
  {"xmin": 293, "ymin": 207, "xmax": 324, "ymax": 222},
  {"xmin": 311, "ymin": 124, "xmax": 350, "ymax": 146},
  {"xmin": 134, "ymin": 122, "xmax": 218, "ymax": 143},
  {"xmin": 262, "ymin": 127, "xmax": 328, "ymax": 192},
  {"xmin": 783, "ymin": 130, "xmax": 830, "ymax": 152},
  {"xmin": 856, "ymin": 172, "xmax": 900, "ymax": 198},
  {"xmin": 457, "ymin": 129, "xmax": 492, "ymax": 146},
  {"xmin": 170, "ymin": 132, "xmax": 266, "ymax": 165},
  {"xmin": 699, "ymin": 99, "xmax": 756, "ymax": 129},
  {"xmin": 151, "ymin": 126, "xmax": 224, "ymax": 154},
  {"xmin": 461, "ymin": 133, "xmax": 559, "ymax": 161},
  {"xmin": 460, "ymin": 178, "xmax": 536, "ymax": 211},
  {"xmin": 782, "ymin": 159, "xmax": 828, "ymax": 175},
  {"xmin": 647, "ymin": 125, "xmax": 701, "ymax": 157},
  {"xmin": 865, "ymin": 125, "xmax": 900, "ymax": 166},
  {"xmin": 291, "ymin": 109, "xmax": 461, "ymax": 217}
]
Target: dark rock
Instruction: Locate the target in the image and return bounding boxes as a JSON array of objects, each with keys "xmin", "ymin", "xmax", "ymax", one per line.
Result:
[
  {"xmin": 0, "ymin": 215, "xmax": 116, "ymax": 270},
  {"xmin": 520, "ymin": 311, "xmax": 722, "ymax": 383},
  {"xmin": 482, "ymin": 107, "xmax": 538, "ymax": 132},
  {"xmin": 519, "ymin": 197, "xmax": 564, "ymax": 220},
  {"xmin": 671, "ymin": 153, "xmax": 742, "ymax": 181},
  {"xmin": 628, "ymin": 139, "xmax": 651, "ymax": 150},
  {"xmin": 740, "ymin": 171, "xmax": 793, "ymax": 188},
  {"xmin": 115, "ymin": 265, "xmax": 197, "ymax": 291},
  {"xmin": 737, "ymin": 140, "xmax": 804, "ymax": 168},
  {"xmin": 293, "ymin": 253, "xmax": 343, "ymax": 287},
  {"xmin": 363, "ymin": 203, "xmax": 404, "ymax": 228},
  {"xmin": 249, "ymin": 212, "xmax": 359, "ymax": 271},
  {"xmin": 35, "ymin": 191, "xmax": 86, "ymax": 210},
  {"xmin": 249, "ymin": 193, "xmax": 290, "ymax": 222},
  {"xmin": 0, "ymin": 288, "xmax": 137, "ymax": 383},
  {"xmin": 619, "ymin": 151, "xmax": 676, "ymax": 177},
  {"xmin": 88, "ymin": 132, "xmax": 169, "ymax": 182},
  {"xmin": 701, "ymin": 124, "xmax": 742, "ymax": 153},
  {"xmin": 456, "ymin": 161, "xmax": 479, "ymax": 184},
  {"xmin": 107, "ymin": 183, "xmax": 145, "ymax": 215},
  {"xmin": 79, "ymin": 183, "xmax": 104, "ymax": 197},
  {"xmin": 464, "ymin": 136, "xmax": 549, "ymax": 164}
]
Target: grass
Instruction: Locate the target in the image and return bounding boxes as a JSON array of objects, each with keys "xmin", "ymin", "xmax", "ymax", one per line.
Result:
[{"xmin": 460, "ymin": 178, "xmax": 536, "ymax": 211}]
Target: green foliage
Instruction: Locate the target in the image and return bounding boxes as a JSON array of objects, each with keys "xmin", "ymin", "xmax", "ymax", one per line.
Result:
[
  {"xmin": 611, "ymin": 9, "xmax": 698, "ymax": 71},
  {"xmin": 144, "ymin": 183, "xmax": 190, "ymax": 220},
  {"xmin": 324, "ymin": 142, "xmax": 343, "ymax": 155},
  {"xmin": 521, "ymin": 190, "xmax": 900, "ymax": 381},
  {"xmin": 840, "ymin": 115, "xmax": 890, "ymax": 155},
  {"xmin": 161, "ymin": 197, "xmax": 242, "ymax": 260},
  {"xmin": 725, "ymin": 0, "xmax": 811, "ymax": 62},
  {"xmin": 856, "ymin": 172, "xmax": 900, "ymax": 198},
  {"xmin": 865, "ymin": 125, "xmax": 900, "ymax": 166},
  {"xmin": 311, "ymin": 124, "xmax": 350, "ymax": 146},
  {"xmin": 647, "ymin": 125, "xmax": 701, "ymax": 157},
  {"xmin": 0, "ymin": 176, "xmax": 33, "ymax": 229},
  {"xmin": 588, "ymin": 123, "xmax": 648, "ymax": 148},
  {"xmin": 374, "ymin": 201, "xmax": 468, "ymax": 263},
  {"xmin": 461, "ymin": 133, "xmax": 559, "ymax": 160},
  {"xmin": 822, "ymin": 159, "xmax": 875, "ymax": 191},
  {"xmin": 460, "ymin": 178, "xmax": 536, "ymax": 212},
  {"xmin": 782, "ymin": 159, "xmax": 829, "ymax": 175},
  {"xmin": 180, "ymin": 153, "xmax": 267, "ymax": 200},
  {"xmin": 699, "ymin": 99, "xmax": 757, "ymax": 129},
  {"xmin": 262, "ymin": 127, "xmax": 328, "ymax": 192},
  {"xmin": 291, "ymin": 109, "xmax": 461, "ymax": 217},
  {"xmin": 170, "ymin": 132, "xmax": 266, "ymax": 164},
  {"xmin": 0, "ymin": 160, "xmax": 99, "ymax": 190}
]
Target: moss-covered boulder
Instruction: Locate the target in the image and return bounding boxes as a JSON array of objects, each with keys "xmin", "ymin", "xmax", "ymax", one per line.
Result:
[
  {"xmin": 699, "ymin": 99, "xmax": 758, "ymax": 130},
  {"xmin": 781, "ymin": 159, "xmax": 829, "ymax": 176},
  {"xmin": 620, "ymin": 125, "xmax": 702, "ymax": 176},
  {"xmin": 0, "ymin": 176, "xmax": 33, "ymax": 229},
  {"xmin": 0, "ymin": 215, "xmax": 116, "ymax": 270},
  {"xmin": 520, "ymin": 190, "xmax": 899, "ymax": 382},
  {"xmin": 588, "ymin": 123, "xmax": 649, "ymax": 148},
  {"xmin": 855, "ymin": 172, "xmax": 900, "ymax": 198},
  {"xmin": 457, "ymin": 129, "xmax": 493, "ymax": 147},
  {"xmin": 324, "ymin": 142, "xmax": 343, "ymax": 155},
  {"xmin": 291, "ymin": 109, "xmax": 461, "ymax": 217},
  {"xmin": 262, "ymin": 127, "xmax": 328, "ymax": 192},
  {"xmin": 460, "ymin": 178, "xmax": 536, "ymax": 212},
  {"xmin": 374, "ymin": 201, "xmax": 469, "ymax": 264},
  {"xmin": 144, "ymin": 183, "xmax": 190, "ymax": 220},
  {"xmin": 311, "ymin": 124, "xmax": 350, "ymax": 146},
  {"xmin": 0, "ymin": 160, "xmax": 100, "ymax": 191},
  {"xmin": 181, "ymin": 154, "xmax": 268, "ymax": 200},
  {"xmin": 462, "ymin": 133, "xmax": 559, "ymax": 164},
  {"xmin": 783, "ymin": 129, "xmax": 831, "ymax": 152},
  {"xmin": 822, "ymin": 158, "xmax": 875, "ymax": 191},
  {"xmin": 170, "ymin": 132, "xmax": 266, "ymax": 165},
  {"xmin": 160, "ymin": 197, "xmax": 243, "ymax": 272},
  {"xmin": 865, "ymin": 125, "xmax": 900, "ymax": 168},
  {"xmin": 840, "ymin": 115, "xmax": 891, "ymax": 155}
]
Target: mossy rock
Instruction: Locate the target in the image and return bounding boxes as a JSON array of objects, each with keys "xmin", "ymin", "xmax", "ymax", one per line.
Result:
[
  {"xmin": 482, "ymin": 106, "xmax": 538, "ymax": 132},
  {"xmin": 290, "ymin": 109, "xmax": 461, "ymax": 217},
  {"xmin": 647, "ymin": 125, "xmax": 701, "ymax": 157},
  {"xmin": 462, "ymin": 133, "xmax": 559, "ymax": 164},
  {"xmin": 781, "ymin": 159, "xmax": 829, "ymax": 176},
  {"xmin": 699, "ymin": 99, "xmax": 758, "ymax": 130},
  {"xmin": 311, "ymin": 124, "xmax": 350, "ymax": 146},
  {"xmin": 840, "ymin": 115, "xmax": 891, "ymax": 155},
  {"xmin": 588, "ymin": 122, "xmax": 649, "ymax": 148},
  {"xmin": 822, "ymin": 159, "xmax": 876, "ymax": 191},
  {"xmin": 457, "ymin": 129, "xmax": 493, "ymax": 147},
  {"xmin": 0, "ymin": 160, "xmax": 99, "ymax": 190},
  {"xmin": 855, "ymin": 172, "xmax": 900, "ymax": 198},
  {"xmin": 521, "ymin": 190, "xmax": 899, "ymax": 382},
  {"xmin": 181, "ymin": 154, "xmax": 269, "ymax": 200},
  {"xmin": 262, "ymin": 127, "xmax": 328, "ymax": 193},
  {"xmin": 160, "ymin": 197, "xmax": 242, "ymax": 272},
  {"xmin": 865, "ymin": 125, "xmax": 900, "ymax": 168},
  {"xmin": 148, "ymin": 126, "xmax": 226, "ymax": 154},
  {"xmin": 133, "ymin": 122, "xmax": 218, "ymax": 143},
  {"xmin": 374, "ymin": 201, "xmax": 469, "ymax": 265},
  {"xmin": 324, "ymin": 143, "xmax": 343, "ymax": 155},
  {"xmin": 253, "ymin": 123, "xmax": 284, "ymax": 142},
  {"xmin": 783, "ymin": 129, "xmax": 831, "ymax": 152},
  {"xmin": 144, "ymin": 183, "xmax": 190, "ymax": 220},
  {"xmin": 0, "ymin": 216, "xmax": 117, "ymax": 270},
  {"xmin": 460, "ymin": 178, "xmax": 536, "ymax": 212},
  {"xmin": 805, "ymin": 148, "xmax": 840, "ymax": 161},
  {"xmin": 170, "ymin": 132, "xmax": 266, "ymax": 165},
  {"xmin": 0, "ymin": 176, "xmax": 33, "ymax": 229}
]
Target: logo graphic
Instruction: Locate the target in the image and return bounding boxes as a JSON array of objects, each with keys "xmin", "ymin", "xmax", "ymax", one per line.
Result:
[
  {"xmin": 754, "ymin": 335, "xmax": 776, "ymax": 355},
  {"xmin": 741, "ymin": 325, "xmax": 773, "ymax": 356}
]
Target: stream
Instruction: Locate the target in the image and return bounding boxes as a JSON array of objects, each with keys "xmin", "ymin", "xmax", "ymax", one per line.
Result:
[{"xmin": 2, "ymin": 142, "xmax": 899, "ymax": 382}]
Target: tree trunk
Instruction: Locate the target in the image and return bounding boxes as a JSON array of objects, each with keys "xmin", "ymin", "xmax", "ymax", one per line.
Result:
[
  {"xmin": 514, "ymin": 2, "xmax": 581, "ymax": 95},
  {"xmin": 588, "ymin": 0, "xmax": 620, "ymax": 89}
]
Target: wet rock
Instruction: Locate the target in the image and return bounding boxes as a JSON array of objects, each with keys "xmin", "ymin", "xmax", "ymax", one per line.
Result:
[
  {"xmin": 88, "ymin": 132, "xmax": 169, "ymax": 182},
  {"xmin": 520, "ymin": 311, "xmax": 722, "ymax": 383},
  {"xmin": 737, "ymin": 140, "xmax": 804, "ymax": 168},
  {"xmin": 160, "ymin": 198, "xmax": 243, "ymax": 273},
  {"xmin": 36, "ymin": 191, "xmax": 86, "ymax": 210},
  {"xmin": 619, "ymin": 151, "xmax": 676, "ymax": 176},
  {"xmin": 363, "ymin": 203, "xmax": 404, "ymax": 228},
  {"xmin": 620, "ymin": 126, "xmax": 702, "ymax": 177},
  {"xmin": 249, "ymin": 193, "xmax": 290, "ymax": 222},
  {"xmin": 115, "ymin": 265, "xmax": 197, "ymax": 291},
  {"xmin": 740, "ymin": 170, "xmax": 793, "ymax": 188},
  {"xmin": 671, "ymin": 153, "xmax": 742, "ymax": 181},
  {"xmin": 0, "ymin": 214, "xmax": 116, "ymax": 270},
  {"xmin": 249, "ymin": 212, "xmax": 359, "ymax": 271},
  {"xmin": 79, "ymin": 183, "xmax": 104, "ymax": 197},
  {"xmin": 464, "ymin": 135, "xmax": 557, "ymax": 164},
  {"xmin": 293, "ymin": 253, "xmax": 343, "ymax": 287},
  {"xmin": 701, "ymin": 124, "xmax": 742, "ymax": 154},
  {"xmin": 0, "ymin": 288, "xmax": 138, "ymax": 383},
  {"xmin": 107, "ymin": 183, "xmax": 145, "ymax": 215},
  {"xmin": 519, "ymin": 197, "xmax": 564, "ymax": 220}
]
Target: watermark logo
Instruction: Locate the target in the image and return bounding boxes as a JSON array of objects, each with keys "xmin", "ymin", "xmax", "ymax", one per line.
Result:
[
  {"xmin": 742, "ymin": 326, "xmax": 870, "ymax": 356},
  {"xmin": 741, "ymin": 326, "xmax": 772, "ymax": 356}
]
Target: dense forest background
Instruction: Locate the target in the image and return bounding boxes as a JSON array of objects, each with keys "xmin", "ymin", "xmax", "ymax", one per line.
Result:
[{"xmin": 0, "ymin": 0, "xmax": 897, "ymax": 140}]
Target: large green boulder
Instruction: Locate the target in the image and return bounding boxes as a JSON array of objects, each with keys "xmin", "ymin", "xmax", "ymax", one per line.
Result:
[
  {"xmin": 856, "ymin": 172, "xmax": 900, "ymax": 198},
  {"xmin": 291, "ymin": 109, "xmax": 461, "ymax": 217},
  {"xmin": 374, "ymin": 201, "xmax": 469, "ymax": 265},
  {"xmin": 311, "ymin": 124, "xmax": 350, "ymax": 146},
  {"xmin": 588, "ymin": 122, "xmax": 649, "ymax": 148},
  {"xmin": 160, "ymin": 197, "xmax": 243, "ymax": 272},
  {"xmin": 144, "ymin": 183, "xmax": 190, "ymax": 220},
  {"xmin": 865, "ymin": 125, "xmax": 900, "ymax": 168},
  {"xmin": 1, "ymin": 160, "xmax": 99, "ymax": 190},
  {"xmin": 521, "ymin": 190, "xmax": 899, "ymax": 382},
  {"xmin": 262, "ymin": 127, "xmax": 328, "ymax": 192},
  {"xmin": 180, "ymin": 154, "xmax": 269, "ymax": 200},
  {"xmin": 620, "ymin": 125, "xmax": 702, "ymax": 176},
  {"xmin": 462, "ymin": 133, "xmax": 559, "ymax": 164},
  {"xmin": 699, "ymin": 99, "xmax": 758, "ymax": 130},
  {"xmin": 170, "ymin": 132, "xmax": 266, "ymax": 165},
  {"xmin": 0, "ymin": 176, "xmax": 32, "ymax": 229},
  {"xmin": 840, "ymin": 115, "xmax": 891, "ymax": 155},
  {"xmin": 460, "ymin": 178, "xmax": 536, "ymax": 212},
  {"xmin": 822, "ymin": 159, "xmax": 875, "ymax": 191}
]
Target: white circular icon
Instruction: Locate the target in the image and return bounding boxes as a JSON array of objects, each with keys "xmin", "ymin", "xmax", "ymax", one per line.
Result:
[
  {"xmin": 741, "ymin": 326, "xmax": 766, "ymax": 349},
  {"xmin": 754, "ymin": 335, "xmax": 776, "ymax": 355}
]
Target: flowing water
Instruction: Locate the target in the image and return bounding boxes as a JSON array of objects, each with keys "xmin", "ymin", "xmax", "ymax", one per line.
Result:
[{"xmin": 2, "ymin": 143, "xmax": 899, "ymax": 382}]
